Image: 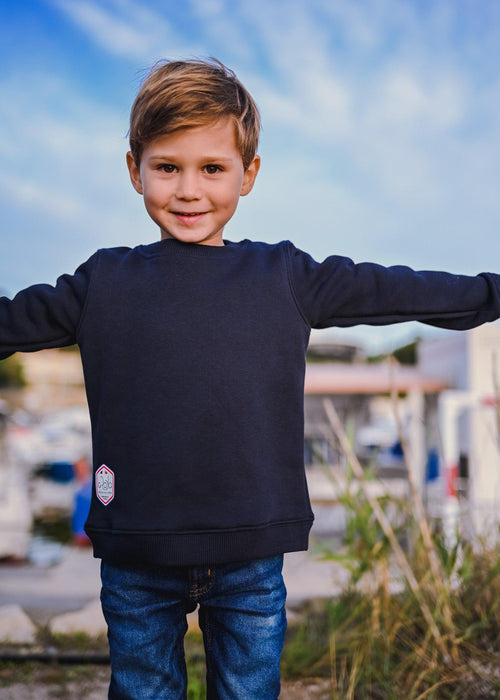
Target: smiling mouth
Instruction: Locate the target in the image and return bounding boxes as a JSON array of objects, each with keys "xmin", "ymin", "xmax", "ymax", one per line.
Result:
[{"xmin": 172, "ymin": 211, "xmax": 208, "ymax": 226}]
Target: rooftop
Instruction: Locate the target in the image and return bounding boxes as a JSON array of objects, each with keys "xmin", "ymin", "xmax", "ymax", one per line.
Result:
[{"xmin": 304, "ymin": 361, "xmax": 448, "ymax": 395}]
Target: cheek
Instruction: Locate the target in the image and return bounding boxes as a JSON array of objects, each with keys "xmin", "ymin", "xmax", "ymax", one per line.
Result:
[
  {"xmin": 216, "ymin": 181, "xmax": 244, "ymax": 210},
  {"xmin": 216, "ymin": 195, "xmax": 239, "ymax": 219},
  {"xmin": 142, "ymin": 187, "xmax": 167, "ymax": 222},
  {"xmin": 143, "ymin": 182, "xmax": 168, "ymax": 206}
]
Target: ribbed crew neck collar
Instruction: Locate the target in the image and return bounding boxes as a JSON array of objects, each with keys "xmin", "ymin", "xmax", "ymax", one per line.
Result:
[{"xmin": 139, "ymin": 238, "xmax": 242, "ymax": 258}]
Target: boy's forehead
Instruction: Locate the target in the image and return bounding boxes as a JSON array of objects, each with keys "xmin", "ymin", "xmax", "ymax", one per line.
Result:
[
  {"xmin": 145, "ymin": 119, "xmax": 241, "ymax": 154},
  {"xmin": 170, "ymin": 117, "xmax": 237, "ymax": 140}
]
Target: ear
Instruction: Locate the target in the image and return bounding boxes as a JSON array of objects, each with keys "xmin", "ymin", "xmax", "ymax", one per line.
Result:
[
  {"xmin": 126, "ymin": 151, "xmax": 143, "ymax": 194},
  {"xmin": 240, "ymin": 155, "xmax": 261, "ymax": 197}
]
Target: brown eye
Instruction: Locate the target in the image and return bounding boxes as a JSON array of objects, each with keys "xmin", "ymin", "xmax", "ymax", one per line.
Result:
[
  {"xmin": 160, "ymin": 164, "xmax": 176, "ymax": 173},
  {"xmin": 205, "ymin": 165, "xmax": 221, "ymax": 174}
]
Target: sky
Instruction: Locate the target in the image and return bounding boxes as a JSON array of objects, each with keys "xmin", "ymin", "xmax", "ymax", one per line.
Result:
[{"xmin": 1, "ymin": 0, "xmax": 499, "ymax": 353}]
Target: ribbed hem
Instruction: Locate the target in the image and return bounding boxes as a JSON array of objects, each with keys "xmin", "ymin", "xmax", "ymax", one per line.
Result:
[{"xmin": 86, "ymin": 519, "xmax": 313, "ymax": 566}]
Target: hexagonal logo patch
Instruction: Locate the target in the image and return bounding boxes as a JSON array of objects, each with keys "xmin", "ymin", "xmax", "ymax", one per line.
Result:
[{"xmin": 95, "ymin": 464, "xmax": 115, "ymax": 505}]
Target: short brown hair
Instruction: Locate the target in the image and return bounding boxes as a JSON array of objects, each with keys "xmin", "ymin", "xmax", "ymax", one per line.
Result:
[{"xmin": 129, "ymin": 58, "xmax": 260, "ymax": 169}]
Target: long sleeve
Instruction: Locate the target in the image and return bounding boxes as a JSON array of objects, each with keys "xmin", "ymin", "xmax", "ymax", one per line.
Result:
[
  {"xmin": 286, "ymin": 243, "xmax": 500, "ymax": 330},
  {"xmin": 0, "ymin": 253, "xmax": 97, "ymax": 360}
]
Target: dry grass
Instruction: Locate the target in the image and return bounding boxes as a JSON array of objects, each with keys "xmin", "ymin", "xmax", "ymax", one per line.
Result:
[{"xmin": 281, "ymin": 399, "xmax": 500, "ymax": 698}]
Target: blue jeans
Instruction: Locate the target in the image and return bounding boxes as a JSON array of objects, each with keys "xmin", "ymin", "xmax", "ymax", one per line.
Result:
[{"xmin": 100, "ymin": 555, "xmax": 287, "ymax": 699}]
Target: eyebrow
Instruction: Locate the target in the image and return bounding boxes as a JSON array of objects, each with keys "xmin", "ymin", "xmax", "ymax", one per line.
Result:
[{"xmin": 147, "ymin": 155, "xmax": 235, "ymax": 163}]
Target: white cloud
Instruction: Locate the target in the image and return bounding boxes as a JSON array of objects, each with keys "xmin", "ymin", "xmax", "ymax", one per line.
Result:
[
  {"xmin": 51, "ymin": 0, "xmax": 153, "ymax": 57},
  {"xmin": 236, "ymin": 0, "xmax": 500, "ymax": 230},
  {"xmin": 0, "ymin": 173, "xmax": 83, "ymax": 221},
  {"xmin": 0, "ymin": 70, "xmax": 144, "ymax": 264},
  {"xmin": 316, "ymin": 0, "xmax": 384, "ymax": 51},
  {"xmin": 186, "ymin": 0, "xmax": 257, "ymax": 62},
  {"xmin": 188, "ymin": 0, "xmax": 227, "ymax": 17},
  {"xmin": 371, "ymin": 68, "xmax": 461, "ymax": 128},
  {"xmin": 50, "ymin": 0, "xmax": 201, "ymax": 59},
  {"xmin": 2, "ymin": 0, "xmax": 500, "ymax": 313}
]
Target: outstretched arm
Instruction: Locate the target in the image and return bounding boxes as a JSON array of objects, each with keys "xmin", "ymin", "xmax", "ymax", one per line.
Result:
[
  {"xmin": 286, "ymin": 243, "xmax": 500, "ymax": 330},
  {"xmin": 0, "ymin": 254, "xmax": 96, "ymax": 360}
]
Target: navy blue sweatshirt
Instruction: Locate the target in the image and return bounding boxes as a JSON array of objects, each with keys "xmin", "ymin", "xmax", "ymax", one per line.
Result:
[{"xmin": 1, "ymin": 238, "xmax": 500, "ymax": 565}]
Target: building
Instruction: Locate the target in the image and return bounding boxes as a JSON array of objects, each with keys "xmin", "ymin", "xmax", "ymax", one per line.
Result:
[
  {"xmin": 303, "ymin": 324, "xmax": 500, "ymax": 540},
  {"xmin": 419, "ymin": 324, "xmax": 500, "ymax": 538}
]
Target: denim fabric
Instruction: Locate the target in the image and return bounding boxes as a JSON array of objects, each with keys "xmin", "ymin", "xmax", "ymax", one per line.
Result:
[{"xmin": 100, "ymin": 555, "xmax": 287, "ymax": 699}]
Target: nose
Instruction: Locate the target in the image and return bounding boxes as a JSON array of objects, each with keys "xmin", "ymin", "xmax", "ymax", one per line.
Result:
[{"xmin": 176, "ymin": 170, "xmax": 201, "ymax": 200}]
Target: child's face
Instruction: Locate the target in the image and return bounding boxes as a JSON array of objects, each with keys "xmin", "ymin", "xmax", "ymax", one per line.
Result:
[{"xmin": 127, "ymin": 119, "xmax": 260, "ymax": 246}]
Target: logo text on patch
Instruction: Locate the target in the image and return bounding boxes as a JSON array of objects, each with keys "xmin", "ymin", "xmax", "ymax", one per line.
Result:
[{"xmin": 96, "ymin": 464, "xmax": 115, "ymax": 505}]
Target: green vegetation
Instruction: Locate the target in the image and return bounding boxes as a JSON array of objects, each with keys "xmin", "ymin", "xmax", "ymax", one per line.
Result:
[
  {"xmin": 33, "ymin": 516, "xmax": 74, "ymax": 545},
  {"xmin": 281, "ymin": 401, "xmax": 500, "ymax": 699},
  {"xmin": 0, "ymin": 631, "xmax": 207, "ymax": 698},
  {"xmin": 185, "ymin": 632, "xmax": 208, "ymax": 700},
  {"xmin": 368, "ymin": 338, "xmax": 420, "ymax": 365},
  {"xmin": 0, "ymin": 355, "xmax": 25, "ymax": 387},
  {"xmin": 38, "ymin": 628, "xmax": 109, "ymax": 655},
  {"xmin": 4, "ymin": 395, "xmax": 500, "ymax": 698},
  {"xmin": 282, "ymin": 537, "xmax": 500, "ymax": 698},
  {"xmin": 0, "ymin": 662, "xmax": 109, "ymax": 694}
]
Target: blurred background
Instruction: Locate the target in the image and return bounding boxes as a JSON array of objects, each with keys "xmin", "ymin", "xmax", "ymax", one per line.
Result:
[
  {"xmin": 1, "ymin": 0, "xmax": 500, "ymax": 354},
  {"xmin": 1, "ymin": 5, "xmax": 500, "ymax": 695},
  {"xmin": 2, "ymin": 0, "xmax": 500, "ymax": 567}
]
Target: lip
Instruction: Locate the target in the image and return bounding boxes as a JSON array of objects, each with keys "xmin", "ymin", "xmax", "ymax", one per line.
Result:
[{"xmin": 172, "ymin": 211, "xmax": 207, "ymax": 225}]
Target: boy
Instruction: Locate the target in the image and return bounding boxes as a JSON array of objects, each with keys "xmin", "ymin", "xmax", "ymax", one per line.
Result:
[{"xmin": 1, "ymin": 58, "xmax": 500, "ymax": 699}]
